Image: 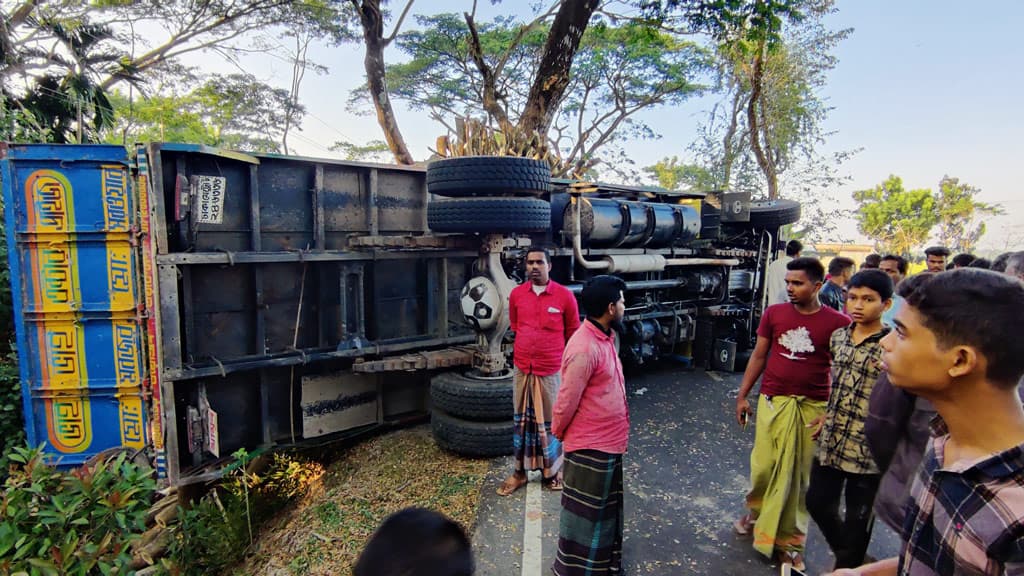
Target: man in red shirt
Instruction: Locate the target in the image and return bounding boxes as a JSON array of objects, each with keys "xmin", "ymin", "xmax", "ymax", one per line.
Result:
[
  {"xmin": 552, "ymin": 274, "xmax": 629, "ymax": 576},
  {"xmin": 497, "ymin": 247, "xmax": 581, "ymax": 496},
  {"xmin": 733, "ymin": 257, "xmax": 850, "ymax": 571}
]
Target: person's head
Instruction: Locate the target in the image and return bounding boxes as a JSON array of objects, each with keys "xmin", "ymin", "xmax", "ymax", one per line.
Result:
[
  {"xmin": 860, "ymin": 253, "xmax": 881, "ymax": 270},
  {"xmin": 924, "ymin": 246, "xmax": 951, "ymax": 272},
  {"xmin": 991, "ymin": 252, "xmax": 1013, "ymax": 273},
  {"xmin": 353, "ymin": 508, "xmax": 474, "ymax": 576},
  {"xmin": 879, "ymin": 254, "xmax": 907, "ymax": 286},
  {"xmin": 951, "ymin": 253, "xmax": 976, "ymax": 268},
  {"xmin": 1005, "ymin": 251, "xmax": 1024, "ymax": 281},
  {"xmin": 967, "ymin": 257, "xmax": 991, "ymax": 270},
  {"xmin": 784, "ymin": 239, "xmax": 803, "ymax": 257},
  {"xmin": 827, "ymin": 257, "xmax": 856, "ymax": 286},
  {"xmin": 524, "ymin": 247, "xmax": 552, "ymax": 286},
  {"xmin": 844, "ymin": 270, "xmax": 893, "ymax": 326},
  {"xmin": 580, "ymin": 275, "xmax": 626, "ymax": 329},
  {"xmin": 880, "ymin": 269, "xmax": 1024, "ymax": 396},
  {"xmin": 784, "ymin": 257, "xmax": 825, "ymax": 305}
]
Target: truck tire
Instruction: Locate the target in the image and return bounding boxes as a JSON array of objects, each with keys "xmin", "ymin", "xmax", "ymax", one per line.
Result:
[
  {"xmin": 431, "ymin": 409, "xmax": 513, "ymax": 458},
  {"xmin": 426, "ymin": 156, "xmax": 552, "ymax": 197},
  {"xmin": 746, "ymin": 199, "xmax": 801, "ymax": 229},
  {"xmin": 428, "ymin": 197, "xmax": 551, "ymax": 233},
  {"xmin": 430, "ymin": 370, "xmax": 513, "ymax": 421}
]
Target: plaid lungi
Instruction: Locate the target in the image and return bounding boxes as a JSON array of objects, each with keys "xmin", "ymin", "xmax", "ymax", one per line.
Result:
[
  {"xmin": 512, "ymin": 369, "xmax": 563, "ymax": 479},
  {"xmin": 552, "ymin": 450, "xmax": 624, "ymax": 575}
]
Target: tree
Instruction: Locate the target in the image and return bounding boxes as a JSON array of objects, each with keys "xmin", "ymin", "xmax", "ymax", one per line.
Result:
[
  {"xmin": 103, "ymin": 74, "xmax": 304, "ymax": 153},
  {"xmin": 852, "ymin": 175, "xmax": 938, "ymax": 257},
  {"xmin": 347, "ymin": 0, "xmax": 417, "ymax": 164},
  {"xmin": 2, "ymin": 1, "xmax": 332, "ymax": 143},
  {"xmin": 353, "ymin": 7, "xmax": 710, "ymax": 174},
  {"xmin": 934, "ymin": 175, "xmax": 1003, "ymax": 254},
  {"xmin": 643, "ymin": 156, "xmax": 718, "ymax": 191}
]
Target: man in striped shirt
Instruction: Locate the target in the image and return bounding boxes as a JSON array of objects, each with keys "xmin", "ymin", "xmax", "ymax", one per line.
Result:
[{"xmin": 830, "ymin": 269, "xmax": 1024, "ymax": 576}]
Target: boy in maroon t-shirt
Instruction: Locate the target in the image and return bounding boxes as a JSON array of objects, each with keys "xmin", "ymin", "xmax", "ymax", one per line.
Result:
[{"xmin": 733, "ymin": 257, "xmax": 850, "ymax": 571}]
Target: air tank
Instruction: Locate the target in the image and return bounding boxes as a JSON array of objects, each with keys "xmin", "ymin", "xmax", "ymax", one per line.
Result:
[{"xmin": 562, "ymin": 197, "xmax": 700, "ymax": 248}]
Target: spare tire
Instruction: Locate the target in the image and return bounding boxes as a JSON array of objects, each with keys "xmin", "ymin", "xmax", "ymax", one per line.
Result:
[
  {"xmin": 428, "ymin": 197, "xmax": 551, "ymax": 233},
  {"xmin": 431, "ymin": 409, "xmax": 513, "ymax": 458},
  {"xmin": 746, "ymin": 199, "xmax": 801, "ymax": 229},
  {"xmin": 430, "ymin": 370, "xmax": 513, "ymax": 421},
  {"xmin": 426, "ymin": 156, "xmax": 552, "ymax": 197}
]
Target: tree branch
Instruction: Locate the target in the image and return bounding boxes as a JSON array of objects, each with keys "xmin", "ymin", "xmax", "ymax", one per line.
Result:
[{"xmin": 383, "ymin": 0, "xmax": 416, "ymax": 46}]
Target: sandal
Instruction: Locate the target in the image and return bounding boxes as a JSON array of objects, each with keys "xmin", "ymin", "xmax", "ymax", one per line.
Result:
[
  {"xmin": 543, "ymin": 476, "xmax": 563, "ymax": 491},
  {"xmin": 496, "ymin": 473, "xmax": 528, "ymax": 496},
  {"xmin": 732, "ymin": 514, "xmax": 755, "ymax": 536},
  {"xmin": 774, "ymin": 550, "xmax": 805, "ymax": 571}
]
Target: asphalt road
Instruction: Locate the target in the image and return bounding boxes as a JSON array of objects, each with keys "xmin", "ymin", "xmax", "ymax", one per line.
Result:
[{"xmin": 471, "ymin": 365, "xmax": 902, "ymax": 576}]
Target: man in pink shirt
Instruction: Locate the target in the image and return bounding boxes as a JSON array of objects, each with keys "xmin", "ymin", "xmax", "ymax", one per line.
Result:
[
  {"xmin": 498, "ymin": 247, "xmax": 580, "ymax": 496},
  {"xmin": 551, "ymin": 275, "xmax": 629, "ymax": 576}
]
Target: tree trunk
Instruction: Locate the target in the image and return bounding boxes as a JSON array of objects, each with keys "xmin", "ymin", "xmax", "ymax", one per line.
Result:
[
  {"xmin": 355, "ymin": 0, "xmax": 414, "ymax": 164},
  {"xmin": 464, "ymin": 12, "xmax": 510, "ymax": 131},
  {"xmin": 746, "ymin": 40, "xmax": 778, "ymax": 199},
  {"xmin": 516, "ymin": 0, "xmax": 600, "ymax": 138}
]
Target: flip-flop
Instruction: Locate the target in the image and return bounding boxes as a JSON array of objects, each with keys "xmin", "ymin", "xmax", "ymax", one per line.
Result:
[
  {"xmin": 543, "ymin": 476, "xmax": 563, "ymax": 491},
  {"xmin": 496, "ymin": 475, "xmax": 528, "ymax": 496}
]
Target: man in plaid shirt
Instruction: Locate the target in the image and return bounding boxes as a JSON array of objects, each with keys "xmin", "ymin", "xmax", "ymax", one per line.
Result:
[
  {"xmin": 829, "ymin": 269, "xmax": 1024, "ymax": 576},
  {"xmin": 808, "ymin": 270, "xmax": 893, "ymax": 569}
]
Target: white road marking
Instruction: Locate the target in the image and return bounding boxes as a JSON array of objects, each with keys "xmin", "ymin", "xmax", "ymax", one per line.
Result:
[
  {"xmin": 522, "ymin": 473, "xmax": 543, "ymax": 576},
  {"xmin": 707, "ymin": 371, "xmax": 723, "ymax": 382}
]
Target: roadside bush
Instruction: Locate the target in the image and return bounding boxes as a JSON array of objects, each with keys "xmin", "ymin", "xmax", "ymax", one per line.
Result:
[
  {"xmin": 166, "ymin": 450, "xmax": 325, "ymax": 575},
  {"xmin": 0, "ymin": 445, "xmax": 156, "ymax": 574}
]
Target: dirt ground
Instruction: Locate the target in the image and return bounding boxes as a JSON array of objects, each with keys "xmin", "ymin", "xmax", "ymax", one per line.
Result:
[{"xmin": 237, "ymin": 426, "xmax": 489, "ymax": 575}]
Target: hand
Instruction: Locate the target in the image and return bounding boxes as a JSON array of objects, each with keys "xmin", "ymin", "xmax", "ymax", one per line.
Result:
[
  {"xmin": 736, "ymin": 397, "xmax": 752, "ymax": 427},
  {"xmin": 808, "ymin": 414, "xmax": 825, "ymax": 440},
  {"xmin": 827, "ymin": 570, "xmax": 862, "ymax": 576}
]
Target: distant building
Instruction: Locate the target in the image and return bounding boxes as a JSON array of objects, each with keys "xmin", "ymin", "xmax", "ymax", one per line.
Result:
[{"xmin": 806, "ymin": 243, "xmax": 876, "ymax": 270}]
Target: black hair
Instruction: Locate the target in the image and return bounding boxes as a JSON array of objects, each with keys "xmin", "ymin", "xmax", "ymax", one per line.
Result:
[
  {"xmin": 786, "ymin": 257, "xmax": 825, "ymax": 284},
  {"xmin": 945, "ymin": 262, "xmax": 955, "ymax": 271},
  {"xmin": 900, "ymin": 269, "xmax": 1024, "ymax": 387},
  {"xmin": 846, "ymin": 269, "xmax": 894, "ymax": 300},
  {"xmin": 992, "ymin": 252, "xmax": 1012, "ymax": 273},
  {"xmin": 896, "ymin": 271, "xmax": 933, "ymax": 299},
  {"xmin": 785, "ymin": 239, "xmax": 803, "ymax": 257},
  {"xmin": 951, "ymin": 253, "xmax": 976, "ymax": 268},
  {"xmin": 881, "ymin": 254, "xmax": 908, "ymax": 275},
  {"xmin": 524, "ymin": 246, "xmax": 552, "ymax": 263},
  {"xmin": 967, "ymin": 258, "xmax": 991, "ymax": 269},
  {"xmin": 353, "ymin": 508, "xmax": 474, "ymax": 576},
  {"xmin": 580, "ymin": 275, "xmax": 627, "ymax": 318},
  {"xmin": 828, "ymin": 256, "xmax": 856, "ymax": 277},
  {"xmin": 924, "ymin": 245, "xmax": 951, "ymax": 258},
  {"xmin": 862, "ymin": 253, "xmax": 881, "ymax": 268},
  {"xmin": 1006, "ymin": 251, "xmax": 1024, "ymax": 277}
]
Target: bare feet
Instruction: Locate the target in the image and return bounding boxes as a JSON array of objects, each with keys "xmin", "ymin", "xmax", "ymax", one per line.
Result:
[{"xmin": 497, "ymin": 472, "xmax": 528, "ymax": 496}]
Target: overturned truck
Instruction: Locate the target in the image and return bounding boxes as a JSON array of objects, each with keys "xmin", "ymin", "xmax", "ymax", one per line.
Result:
[{"xmin": 0, "ymin": 144, "xmax": 798, "ymax": 485}]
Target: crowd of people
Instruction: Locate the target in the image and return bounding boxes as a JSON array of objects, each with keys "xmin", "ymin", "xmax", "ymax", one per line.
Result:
[
  {"xmin": 352, "ymin": 243, "xmax": 1024, "ymax": 576},
  {"xmin": 747, "ymin": 242, "xmax": 1024, "ymax": 575}
]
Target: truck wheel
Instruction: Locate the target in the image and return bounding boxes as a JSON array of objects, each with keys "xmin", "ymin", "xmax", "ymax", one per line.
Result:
[
  {"xmin": 746, "ymin": 199, "xmax": 801, "ymax": 229},
  {"xmin": 431, "ymin": 409, "xmax": 513, "ymax": 458},
  {"xmin": 428, "ymin": 197, "xmax": 551, "ymax": 233},
  {"xmin": 430, "ymin": 370, "xmax": 513, "ymax": 421},
  {"xmin": 426, "ymin": 156, "xmax": 552, "ymax": 197}
]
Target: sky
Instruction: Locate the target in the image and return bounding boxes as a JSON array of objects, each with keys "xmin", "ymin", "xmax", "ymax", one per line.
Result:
[{"xmin": 195, "ymin": 0, "xmax": 1023, "ymax": 253}]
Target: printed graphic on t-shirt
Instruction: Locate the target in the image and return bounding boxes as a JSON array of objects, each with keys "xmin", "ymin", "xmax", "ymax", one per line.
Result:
[{"xmin": 778, "ymin": 326, "xmax": 815, "ymax": 360}]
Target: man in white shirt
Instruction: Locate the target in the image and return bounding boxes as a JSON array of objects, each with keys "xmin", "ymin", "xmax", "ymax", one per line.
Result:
[{"xmin": 765, "ymin": 240, "xmax": 803, "ymax": 305}]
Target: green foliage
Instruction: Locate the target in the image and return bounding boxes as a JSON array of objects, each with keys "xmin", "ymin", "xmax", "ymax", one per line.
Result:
[
  {"xmin": 853, "ymin": 175, "xmax": 938, "ymax": 256},
  {"xmin": 0, "ymin": 445, "xmax": 156, "ymax": 575},
  {"xmin": 167, "ymin": 450, "xmax": 324, "ymax": 575},
  {"xmin": 934, "ymin": 176, "xmax": 1004, "ymax": 253},
  {"xmin": 360, "ymin": 11, "xmax": 710, "ymax": 174},
  {"xmin": 102, "ymin": 73, "xmax": 305, "ymax": 152},
  {"xmin": 643, "ymin": 156, "xmax": 719, "ymax": 191}
]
